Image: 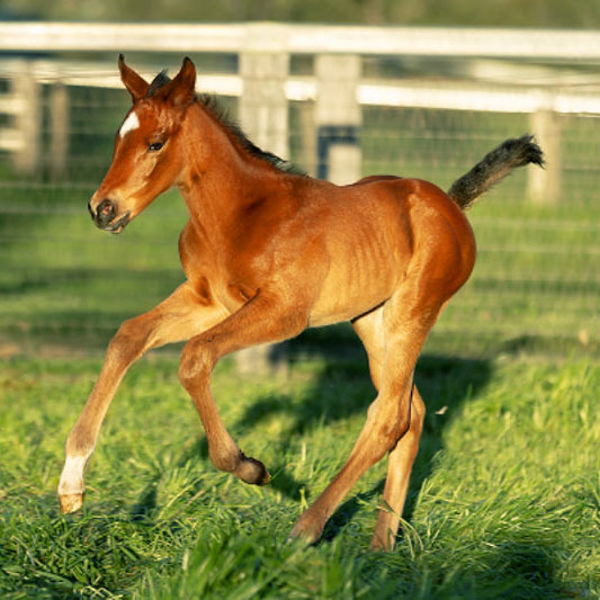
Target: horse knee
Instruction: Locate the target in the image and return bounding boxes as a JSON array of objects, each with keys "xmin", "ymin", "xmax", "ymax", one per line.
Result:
[
  {"xmin": 178, "ymin": 339, "xmax": 215, "ymax": 388},
  {"xmin": 363, "ymin": 400, "xmax": 410, "ymax": 458}
]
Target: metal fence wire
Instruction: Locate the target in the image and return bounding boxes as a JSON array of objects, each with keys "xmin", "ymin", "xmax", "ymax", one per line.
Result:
[{"xmin": 0, "ymin": 29, "xmax": 599, "ymax": 361}]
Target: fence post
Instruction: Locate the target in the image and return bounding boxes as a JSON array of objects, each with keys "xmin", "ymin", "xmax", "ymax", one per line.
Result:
[
  {"xmin": 239, "ymin": 50, "xmax": 289, "ymax": 158},
  {"xmin": 528, "ymin": 108, "xmax": 561, "ymax": 204},
  {"xmin": 235, "ymin": 44, "xmax": 290, "ymax": 375},
  {"xmin": 12, "ymin": 62, "xmax": 41, "ymax": 174},
  {"xmin": 315, "ymin": 54, "xmax": 361, "ymax": 184},
  {"xmin": 50, "ymin": 81, "xmax": 69, "ymax": 179}
]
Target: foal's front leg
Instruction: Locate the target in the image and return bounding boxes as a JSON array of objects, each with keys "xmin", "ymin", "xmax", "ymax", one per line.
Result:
[
  {"xmin": 58, "ymin": 283, "xmax": 227, "ymax": 513},
  {"xmin": 178, "ymin": 291, "xmax": 308, "ymax": 485}
]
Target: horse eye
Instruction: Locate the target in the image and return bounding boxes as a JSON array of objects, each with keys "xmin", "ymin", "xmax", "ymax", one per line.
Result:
[{"xmin": 148, "ymin": 141, "xmax": 165, "ymax": 152}]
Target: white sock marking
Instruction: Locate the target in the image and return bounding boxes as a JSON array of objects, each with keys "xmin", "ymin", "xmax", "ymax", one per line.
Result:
[
  {"xmin": 58, "ymin": 455, "xmax": 87, "ymax": 495},
  {"xmin": 119, "ymin": 111, "xmax": 140, "ymax": 138}
]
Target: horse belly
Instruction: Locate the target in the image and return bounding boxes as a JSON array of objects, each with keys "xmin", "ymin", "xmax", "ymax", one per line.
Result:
[
  {"xmin": 307, "ymin": 203, "xmax": 411, "ymax": 326},
  {"xmin": 308, "ymin": 257, "xmax": 398, "ymax": 327}
]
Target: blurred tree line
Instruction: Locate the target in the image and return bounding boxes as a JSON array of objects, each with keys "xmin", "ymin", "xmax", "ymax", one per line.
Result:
[{"xmin": 1, "ymin": 0, "xmax": 599, "ymax": 28}]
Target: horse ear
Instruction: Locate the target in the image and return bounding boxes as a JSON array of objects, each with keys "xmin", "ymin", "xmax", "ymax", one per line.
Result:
[
  {"xmin": 118, "ymin": 54, "xmax": 149, "ymax": 103},
  {"xmin": 161, "ymin": 57, "xmax": 197, "ymax": 108}
]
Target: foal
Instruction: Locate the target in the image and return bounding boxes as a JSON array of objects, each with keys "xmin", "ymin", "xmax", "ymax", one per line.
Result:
[{"xmin": 58, "ymin": 56, "xmax": 543, "ymax": 550}]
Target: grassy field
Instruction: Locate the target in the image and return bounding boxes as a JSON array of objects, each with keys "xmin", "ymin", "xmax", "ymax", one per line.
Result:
[{"xmin": 1, "ymin": 354, "xmax": 599, "ymax": 599}]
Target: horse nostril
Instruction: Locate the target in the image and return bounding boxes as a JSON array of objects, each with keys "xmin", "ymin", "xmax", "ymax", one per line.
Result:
[
  {"xmin": 95, "ymin": 199, "xmax": 116, "ymax": 225},
  {"xmin": 98, "ymin": 199, "xmax": 114, "ymax": 216}
]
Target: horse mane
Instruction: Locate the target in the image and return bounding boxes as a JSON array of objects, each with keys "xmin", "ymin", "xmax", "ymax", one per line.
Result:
[{"xmin": 146, "ymin": 70, "xmax": 302, "ymax": 175}]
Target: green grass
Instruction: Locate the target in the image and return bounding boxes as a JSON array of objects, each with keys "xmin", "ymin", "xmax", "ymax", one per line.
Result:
[{"xmin": 1, "ymin": 355, "xmax": 599, "ymax": 598}]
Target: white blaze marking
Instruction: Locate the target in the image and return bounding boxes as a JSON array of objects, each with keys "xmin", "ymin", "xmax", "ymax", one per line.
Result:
[{"xmin": 119, "ymin": 111, "xmax": 140, "ymax": 138}]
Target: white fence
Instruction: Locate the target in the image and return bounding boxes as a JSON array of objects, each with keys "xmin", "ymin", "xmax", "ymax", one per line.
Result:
[{"xmin": 2, "ymin": 22, "xmax": 600, "ymax": 58}]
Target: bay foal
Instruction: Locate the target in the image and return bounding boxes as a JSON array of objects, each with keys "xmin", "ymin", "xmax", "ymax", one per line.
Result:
[{"xmin": 58, "ymin": 57, "xmax": 543, "ymax": 550}]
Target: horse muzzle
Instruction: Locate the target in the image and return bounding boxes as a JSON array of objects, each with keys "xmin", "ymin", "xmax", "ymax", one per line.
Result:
[{"xmin": 88, "ymin": 198, "xmax": 131, "ymax": 234}]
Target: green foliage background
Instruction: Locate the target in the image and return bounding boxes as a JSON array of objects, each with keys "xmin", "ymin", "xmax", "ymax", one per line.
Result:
[{"xmin": 2, "ymin": 0, "xmax": 600, "ymax": 28}]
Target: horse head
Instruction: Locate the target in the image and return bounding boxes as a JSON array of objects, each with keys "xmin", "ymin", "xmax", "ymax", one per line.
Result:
[{"xmin": 88, "ymin": 56, "xmax": 197, "ymax": 233}]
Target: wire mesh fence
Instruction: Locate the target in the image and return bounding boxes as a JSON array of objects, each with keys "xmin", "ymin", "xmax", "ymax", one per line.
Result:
[{"xmin": 0, "ymin": 41, "xmax": 598, "ymax": 362}]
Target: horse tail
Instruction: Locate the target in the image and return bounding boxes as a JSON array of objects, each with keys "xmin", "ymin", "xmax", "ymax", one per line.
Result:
[{"xmin": 447, "ymin": 135, "xmax": 544, "ymax": 210}]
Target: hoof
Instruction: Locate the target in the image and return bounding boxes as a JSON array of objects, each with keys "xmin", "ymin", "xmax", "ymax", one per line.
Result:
[
  {"xmin": 237, "ymin": 454, "xmax": 271, "ymax": 486},
  {"xmin": 59, "ymin": 493, "xmax": 84, "ymax": 514}
]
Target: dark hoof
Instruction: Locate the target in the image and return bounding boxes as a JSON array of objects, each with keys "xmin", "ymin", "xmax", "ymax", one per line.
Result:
[{"xmin": 237, "ymin": 453, "xmax": 270, "ymax": 485}]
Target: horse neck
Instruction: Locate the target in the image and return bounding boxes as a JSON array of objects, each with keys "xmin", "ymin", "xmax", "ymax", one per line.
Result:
[{"xmin": 177, "ymin": 103, "xmax": 281, "ymax": 235}]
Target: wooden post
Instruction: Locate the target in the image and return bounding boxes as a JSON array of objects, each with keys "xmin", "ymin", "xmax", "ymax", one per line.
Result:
[
  {"xmin": 50, "ymin": 81, "xmax": 69, "ymax": 179},
  {"xmin": 235, "ymin": 47, "xmax": 290, "ymax": 375},
  {"xmin": 315, "ymin": 54, "xmax": 361, "ymax": 184},
  {"xmin": 12, "ymin": 62, "xmax": 41, "ymax": 174},
  {"xmin": 528, "ymin": 108, "xmax": 561, "ymax": 204}
]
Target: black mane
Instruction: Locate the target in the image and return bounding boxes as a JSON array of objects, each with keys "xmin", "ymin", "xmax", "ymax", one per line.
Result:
[{"xmin": 146, "ymin": 69, "xmax": 302, "ymax": 175}]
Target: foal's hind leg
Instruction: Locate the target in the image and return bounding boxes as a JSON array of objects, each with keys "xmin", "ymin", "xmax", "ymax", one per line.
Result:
[
  {"xmin": 370, "ymin": 386, "xmax": 425, "ymax": 551},
  {"xmin": 353, "ymin": 307, "xmax": 426, "ymax": 551},
  {"xmin": 290, "ymin": 286, "xmax": 439, "ymax": 546},
  {"xmin": 58, "ymin": 283, "xmax": 227, "ymax": 513}
]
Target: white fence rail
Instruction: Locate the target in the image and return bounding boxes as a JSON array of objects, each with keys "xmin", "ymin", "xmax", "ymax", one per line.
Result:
[
  {"xmin": 3, "ymin": 57, "xmax": 599, "ymax": 113},
  {"xmin": 1, "ymin": 22, "xmax": 600, "ymax": 59}
]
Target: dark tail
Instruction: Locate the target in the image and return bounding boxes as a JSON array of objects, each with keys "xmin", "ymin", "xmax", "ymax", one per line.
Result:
[{"xmin": 447, "ymin": 135, "xmax": 544, "ymax": 210}]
